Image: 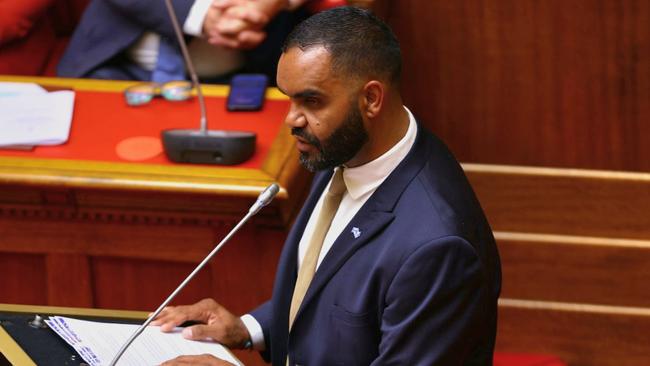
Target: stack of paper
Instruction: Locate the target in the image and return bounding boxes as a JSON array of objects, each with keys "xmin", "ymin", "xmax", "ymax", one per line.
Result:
[
  {"xmin": 0, "ymin": 82, "xmax": 75, "ymax": 149},
  {"xmin": 45, "ymin": 316, "xmax": 242, "ymax": 366}
]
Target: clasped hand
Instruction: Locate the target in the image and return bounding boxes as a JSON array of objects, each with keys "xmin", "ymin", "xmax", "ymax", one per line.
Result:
[
  {"xmin": 152, "ymin": 298, "xmax": 250, "ymax": 365},
  {"xmin": 203, "ymin": 0, "xmax": 292, "ymax": 49}
]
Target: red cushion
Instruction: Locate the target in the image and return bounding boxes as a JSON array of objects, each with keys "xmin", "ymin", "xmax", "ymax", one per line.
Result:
[
  {"xmin": 494, "ymin": 352, "xmax": 567, "ymax": 366},
  {"xmin": 0, "ymin": 0, "xmax": 55, "ymax": 43},
  {"xmin": 0, "ymin": 0, "xmax": 89, "ymax": 76},
  {"xmin": 0, "ymin": 17, "xmax": 56, "ymax": 75}
]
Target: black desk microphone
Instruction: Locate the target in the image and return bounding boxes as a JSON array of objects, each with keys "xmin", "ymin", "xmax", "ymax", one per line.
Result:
[
  {"xmin": 108, "ymin": 183, "xmax": 280, "ymax": 365},
  {"xmin": 160, "ymin": 0, "xmax": 256, "ymax": 165}
]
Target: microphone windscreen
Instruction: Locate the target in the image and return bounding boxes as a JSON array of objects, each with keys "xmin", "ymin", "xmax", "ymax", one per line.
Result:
[{"xmin": 259, "ymin": 183, "xmax": 280, "ymax": 206}]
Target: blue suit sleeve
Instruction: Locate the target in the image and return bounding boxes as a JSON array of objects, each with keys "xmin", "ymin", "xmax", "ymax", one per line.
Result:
[
  {"xmin": 103, "ymin": 0, "xmax": 194, "ymax": 38},
  {"xmin": 372, "ymin": 236, "xmax": 485, "ymax": 365}
]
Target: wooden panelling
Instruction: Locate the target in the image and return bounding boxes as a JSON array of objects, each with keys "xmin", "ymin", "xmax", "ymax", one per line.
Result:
[
  {"xmin": 464, "ymin": 164, "xmax": 650, "ymax": 239},
  {"xmin": 374, "ymin": 0, "xmax": 649, "ymax": 172},
  {"xmin": 0, "ymin": 254, "xmax": 46, "ymax": 305},
  {"xmin": 0, "ymin": 217, "xmax": 216, "ymax": 262},
  {"xmin": 91, "ymin": 257, "xmax": 214, "ymax": 311},
  {"xmin": 498, "ymin": 300, "xmax": 650, "ymax": 366},
  {"xmin": 208, "ymin": 227, "xmax": 284, "ymax": 315},
  {"xmin": 0, "ymin": 217, "xmax": 279, "ymax": 366},
  {"xmin": 497, "ymin": 233, "xmax": 650, "ymax": 308},
  {"xmin": 462, "ymin": 163, "xmax": 650, "ymax": 364},
  {"xmin": 0, "ymin": 215, "xmax": 283, "ymax": 313},
  {"xmin": 45, "ymin": 253, "xmax": 92, "ymax": 307}
]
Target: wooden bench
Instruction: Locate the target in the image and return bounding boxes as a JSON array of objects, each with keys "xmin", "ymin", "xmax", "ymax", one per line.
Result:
[{"xmin": 464, "ymin": 163, "xmax": 650, "ymax": 365}]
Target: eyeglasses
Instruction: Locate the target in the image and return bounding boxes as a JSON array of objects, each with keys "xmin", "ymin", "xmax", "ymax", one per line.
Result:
[{"xmin": 124, "ymin": 81, "xmax": 193, "ymax": 106}]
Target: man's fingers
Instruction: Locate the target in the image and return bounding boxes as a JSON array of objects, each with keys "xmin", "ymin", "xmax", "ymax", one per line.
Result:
[
  {"xmin": 151, "ymin": 299, "xmax": 218, "ymax": 330},
  {"xmin": 151, "ymin": 299, "xmax": 248, "ymax": 348},
  {"xmin": 237, "ymin": 30, "xmax": 267, "ymax": 49},
  {"xmin": 207, "ymin": 29, "xmax": 265, "ymax": 50},
  {"xmin": 207, "ymin": 33, "xmax": 241, "ymax": 49},
  {"xmin": 150, "ymin": 307, "xmax": 181, "ymax": 326},
  {"xmin": 211, "ymin": 0, "xmax": 243, "ymax": 10},
  {"xmin": 150, "ymin": 314, "xmax": 188, "ymax": 332},
  {"xmin": 182, "ymin": 324, "xmax": 219, "ymax": 341},
  {"xmin": 216, "ymin": 17, "xmax": 249, "ymax": 35},
  {"xmin": 161, "ymin": 354, "xmax": 234, "ymax": 365},
  {"xmin": 159, "ymin": 321, "xmax": 181, "ymax": 332},
  {"xmin": 223, "ymin": 5, "xmax": 269, "ymax": 26}
]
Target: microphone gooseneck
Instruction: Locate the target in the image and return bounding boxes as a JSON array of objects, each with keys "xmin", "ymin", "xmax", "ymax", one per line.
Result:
[
  {"xmin": 108, "ymin": 183, "xmax": 279, "ymax": 366},
  {"xmin": 164, "ymin": 0, "xmax": 207, "ymax": 133}
]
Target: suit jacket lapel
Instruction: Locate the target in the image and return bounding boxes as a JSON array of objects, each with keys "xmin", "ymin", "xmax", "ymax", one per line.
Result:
[
  {"xmin": 281, "ymin": 170, "xmax": 333, "ymax": 279},
  {"xmin": 272, "ymin": 169, "xmax": 333, "ymax": 348},
  {"xmin": 294, "ymin": 207, "xmax": 394, "ymax": 322}
]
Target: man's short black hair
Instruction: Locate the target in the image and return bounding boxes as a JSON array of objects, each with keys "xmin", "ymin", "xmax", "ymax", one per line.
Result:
[{"xmin": 282, "ymin": 6, "xmax": 401, "ymax": 85}]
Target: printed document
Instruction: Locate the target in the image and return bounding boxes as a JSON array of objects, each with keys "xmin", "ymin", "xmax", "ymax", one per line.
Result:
[
  {"xmin": 0, "ymin": 82, "xmax": 74, "ymax": 147},
  {"xmin": 45, "ymin": 316, "xmax": 242, "ymax": 366}
]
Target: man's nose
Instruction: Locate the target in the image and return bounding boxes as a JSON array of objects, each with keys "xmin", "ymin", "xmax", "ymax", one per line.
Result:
[{"xmin": 284, "ymin": 103, "xmax": 307, "ymax": 128}]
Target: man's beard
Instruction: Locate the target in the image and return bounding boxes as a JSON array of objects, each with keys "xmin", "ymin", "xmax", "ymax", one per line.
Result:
[{"xmin": 292, "ymin": 103, "xmax": 369, "ymax": 172}]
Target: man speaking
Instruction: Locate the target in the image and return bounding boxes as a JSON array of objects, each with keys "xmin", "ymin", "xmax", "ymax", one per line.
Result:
[{"xmin": 155, "ymin": 6, "xmax": 501, "ymax": 365}]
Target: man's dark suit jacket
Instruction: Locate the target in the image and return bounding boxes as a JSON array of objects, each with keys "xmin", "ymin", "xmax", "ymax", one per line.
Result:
[
  {"xmin": 56, "ymin": 0, "xmax": 305, "ymax": 81},
  {"xmin": 251, "ymin": 124, "xmax": 502, "ymax": 365}
]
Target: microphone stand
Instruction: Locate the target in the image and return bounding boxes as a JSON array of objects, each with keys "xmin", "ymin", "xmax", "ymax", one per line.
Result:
[
  {"xmin": 108, "ymin": 183, "xmax": 280, "ymax": 366},
  {"xmin": 164, "ymin": 0, "xmax": 206, "ymax": 132}
]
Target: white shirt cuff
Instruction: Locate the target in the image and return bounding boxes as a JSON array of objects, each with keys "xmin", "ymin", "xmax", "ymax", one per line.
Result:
[
  {"xmin": 240, "ymin": 314, "xmax": 266, "ymax": 351},
  {"xmin": 183, "ymin": 0, "xmax": 213, "ymax": 36}
]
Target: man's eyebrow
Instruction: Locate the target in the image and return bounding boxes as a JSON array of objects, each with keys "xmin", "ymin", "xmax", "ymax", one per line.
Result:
[
  {"xmin": 293, "ymin": 90, "xmax": 322, "ymax": 99},
  {"xmin": 277, "ymin": 87, "xmax": 323, "ymax": 99}
]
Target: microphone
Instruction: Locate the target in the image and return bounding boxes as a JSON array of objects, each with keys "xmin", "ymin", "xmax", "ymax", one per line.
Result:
[
  {"xmin": 160, "ymin": 0, "xmax": 256, "ymax": 165},
  {"xmin": 249, "ymin": 183, "xmax": 280, "ymax": 215},
  {"xmin": 108, "ymin": 183, "xmax": 280, "ymax": 366}
]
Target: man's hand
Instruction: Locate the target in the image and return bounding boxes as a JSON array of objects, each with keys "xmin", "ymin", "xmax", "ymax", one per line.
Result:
[
  {"xmin": 151, "ymin": 298, "xmax": 251, "ymax": 349},
  {"xmin": 203, "ymin": 0, "xmax": 292, "ymax": 49},
  {"xmin": 213, "ymin": 0, "xmax": 290, "ymax": 22},
  {"xmin": 202, "ymin": 0, "xmax": 266, "ymax": 49},
  {"xmin": 160, "ymin": 354, "xmax": 235, "ymax": 365}
]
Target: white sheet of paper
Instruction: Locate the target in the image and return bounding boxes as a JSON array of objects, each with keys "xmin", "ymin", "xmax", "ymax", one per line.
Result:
[
  {"xmin": 0, "ymin": 82, "xmax": 46, "ymax": 97},
  {"xmin": 45, "ymin": 316, "xmax": 242, "ymax": 366},
  {"xmin": 0, "ymin": 82, "xmax": 74, "ymax": 147}
]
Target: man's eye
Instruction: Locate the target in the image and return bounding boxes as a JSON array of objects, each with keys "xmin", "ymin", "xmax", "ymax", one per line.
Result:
[{"xmin": 305, "ymin": 97, "xmax": 319, "ymax": 106}]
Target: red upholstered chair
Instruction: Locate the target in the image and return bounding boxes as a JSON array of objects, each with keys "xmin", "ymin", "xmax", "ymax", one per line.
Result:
[
  {"xmin": 0, "ymin": 0, "xmax": 57, "ymax": 75},
  {"xmin": 0, "ymin": 0, "xmax": 87, "ymax": 76},
  {"xmin": 494, "ymin": 352, "xmax": 568, "ymax": 366}
]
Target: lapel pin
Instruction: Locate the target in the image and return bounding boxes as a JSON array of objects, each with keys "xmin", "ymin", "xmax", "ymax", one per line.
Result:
[{"xmin": 351, "ymin": 227, "xmax": 361, "ymax": 239}]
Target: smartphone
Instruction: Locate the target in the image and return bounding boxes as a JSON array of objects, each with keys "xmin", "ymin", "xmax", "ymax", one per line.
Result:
[{"xmin": 226, "ymin": 74, "xmax": 268, "ymax": 111}]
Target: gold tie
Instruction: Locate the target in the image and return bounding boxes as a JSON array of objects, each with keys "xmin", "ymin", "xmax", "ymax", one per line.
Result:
[{"xmin": 288, "ymin": 168, "xmax": 346, "ymax": 329}]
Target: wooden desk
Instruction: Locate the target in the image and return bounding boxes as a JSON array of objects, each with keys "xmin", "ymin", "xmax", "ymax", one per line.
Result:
[{"xmin": 0, "ymin": 76, "xmax": 311, "ymax": 321}]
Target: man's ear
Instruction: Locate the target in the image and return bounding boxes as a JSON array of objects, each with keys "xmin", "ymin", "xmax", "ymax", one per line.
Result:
[{"xmin": 362, "ymin": 80, "xmax": 385, "ymax": 119}]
